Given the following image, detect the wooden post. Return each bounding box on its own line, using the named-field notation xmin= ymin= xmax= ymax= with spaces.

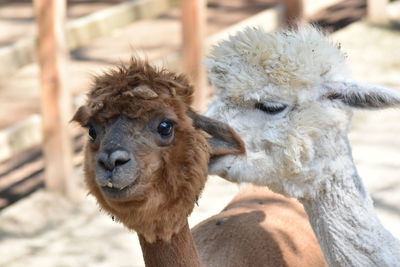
xmin=181 ymin=0 xmax=207 ymax=112
xmin=282 ymin=0 xmax=304 ymax=28
xmin=367 ymin=0 xmax=389 ymax=24
xmin=34 ymin=0 xmax=73 ymax=195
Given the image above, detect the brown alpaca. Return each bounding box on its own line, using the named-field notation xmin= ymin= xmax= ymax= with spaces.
xmin=72 ymin=58 xmax=326 ymax=266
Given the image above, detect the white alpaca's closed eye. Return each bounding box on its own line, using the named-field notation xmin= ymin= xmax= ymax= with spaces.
xmin=255 ymin=102 xmax=287 ymax=114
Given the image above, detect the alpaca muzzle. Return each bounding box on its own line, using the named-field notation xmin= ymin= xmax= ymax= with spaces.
xmin=95 ymin=149 xmax=140 ymax=196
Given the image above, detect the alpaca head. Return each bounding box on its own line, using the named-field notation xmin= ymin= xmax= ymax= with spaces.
xmin=205 ymin=26 xmax=400 ymax=199
xmin=73 ymin=58 xmax=244 ymax=242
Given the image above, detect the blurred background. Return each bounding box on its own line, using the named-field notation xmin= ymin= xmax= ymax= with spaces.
xmin=0 ymin=0 xmax=399 ymax=266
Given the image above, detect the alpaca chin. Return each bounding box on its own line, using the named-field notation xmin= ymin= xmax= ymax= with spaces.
xmin=208 ymin=154 xmax=237 ymax=181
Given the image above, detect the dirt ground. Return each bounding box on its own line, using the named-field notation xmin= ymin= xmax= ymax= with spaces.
xmin=0 ymin=0 xmax=127 ymax=46
xmin=0 ymin=0 xmax=399 ymax=266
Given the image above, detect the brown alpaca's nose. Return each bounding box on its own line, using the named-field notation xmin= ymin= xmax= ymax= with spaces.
xmin=98 ymin=150 xmax=131 ymax=171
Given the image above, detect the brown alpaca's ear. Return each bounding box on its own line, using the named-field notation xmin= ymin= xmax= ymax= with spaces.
xmin=189 ymin=111 xmax=245 ymax=157
xmin=71 ymin=106 xmax=90 ymax=126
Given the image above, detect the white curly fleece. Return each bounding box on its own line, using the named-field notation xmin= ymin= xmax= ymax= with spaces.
xmin=206 ymin=25 xmax=348 ymax=105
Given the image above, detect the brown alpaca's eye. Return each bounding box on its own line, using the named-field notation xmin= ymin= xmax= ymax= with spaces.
xmin=157 ymin=121 xmax=174 ymax=137
xmin=87 ymin=125 xmax=97 ymax=141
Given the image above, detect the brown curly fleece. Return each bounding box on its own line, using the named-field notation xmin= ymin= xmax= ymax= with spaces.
xmin=73 ymin=58 xmax=212 ymax=242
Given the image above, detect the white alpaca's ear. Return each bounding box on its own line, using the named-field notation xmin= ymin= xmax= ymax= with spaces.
xmin=323 ymin=81 xmax=400 ymax=109
xmin=189 ymin=111 xmax=245 ymax=157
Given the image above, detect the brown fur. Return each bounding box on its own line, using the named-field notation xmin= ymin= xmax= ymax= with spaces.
xmin=73 ymin=58 xmax=210 ymax=242
xmin=139 ymin=223 xmax=201 ymax=267
xmin=73 ymin=58 xmax=195 ymax=125
xmin=193 ymin=186 xmax=326 ymax=267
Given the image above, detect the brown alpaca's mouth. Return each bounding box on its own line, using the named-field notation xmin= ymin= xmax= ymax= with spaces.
xmin=100 ymin=178 xmax=142 ymax=200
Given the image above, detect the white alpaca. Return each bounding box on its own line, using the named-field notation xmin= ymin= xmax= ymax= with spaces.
xmin=205 ymin=26 xmax=400 ymax=266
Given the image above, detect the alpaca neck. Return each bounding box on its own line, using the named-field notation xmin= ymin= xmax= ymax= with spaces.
xmin=300 ymin=144 xmax=400 ymax=266
xmin=138 ymin=221 xmax=202 ymax=267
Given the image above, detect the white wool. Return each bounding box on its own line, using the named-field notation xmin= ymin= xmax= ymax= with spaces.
xmin=206 ymin=100 xmax=350 ymax=199
xmin=205 ymin=25 xmax=348 ymax=105
xmin=205 ymin=25 xmax=400 ymax=266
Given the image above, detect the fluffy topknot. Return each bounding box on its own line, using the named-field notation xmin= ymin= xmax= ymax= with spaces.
xmin=82 ymin=58 xmax=194 ymax=122
xmin=205 ymin=25 xmax=348 ymax=104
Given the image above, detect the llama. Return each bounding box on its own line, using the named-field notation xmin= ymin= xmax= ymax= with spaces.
xmin=72 ymin=58 xmax=326 ymax=266
xmin=204 ymin=26 xmax=400 ymax=266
